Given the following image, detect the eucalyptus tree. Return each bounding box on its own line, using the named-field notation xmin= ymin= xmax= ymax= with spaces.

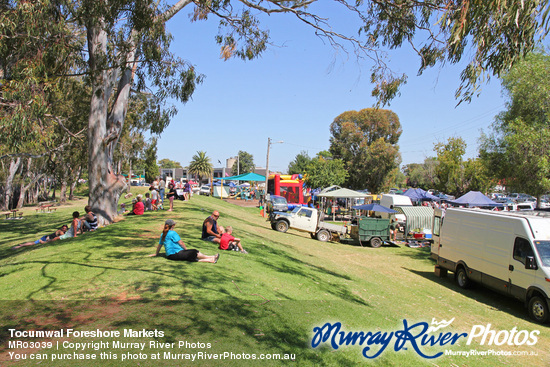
xmin=329 ymin=108 xmax=402 ymax=192
xmin=480 ymin=52 xmax=550 ymax=205
xmin=4 ymin=0 xmax=550 ymax=221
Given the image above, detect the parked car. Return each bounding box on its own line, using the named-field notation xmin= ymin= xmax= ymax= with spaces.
xmin=199 ymin=185 xmax=211 ymax=196
xmin=266 ymin=195 xmax=288 ymax=214
xmin=517 ymin=202 xmax=536 ymax=211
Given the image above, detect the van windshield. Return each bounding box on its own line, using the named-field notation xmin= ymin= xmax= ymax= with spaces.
xmin=272 ymin=197 xmax=287 ymax=205
xmin=534 ymin=241 xmax=550 ymax=267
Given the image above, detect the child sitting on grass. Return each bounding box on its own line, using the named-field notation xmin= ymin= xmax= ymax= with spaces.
xmin=219 ymin=226 xmax=247 ymax=254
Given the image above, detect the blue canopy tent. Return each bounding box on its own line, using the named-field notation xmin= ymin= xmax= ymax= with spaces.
xmin=222 ymin=172 xmax=266 ymax=181
xmin=448 ymin=191 xmax=503 ymax=208
xmin=402 ymin=188 xmax=439 ymax=202
xmin=352 ymin=203 xmax=397 ymax=213
xmin=218 ymin=172 xmax=266 ymax=200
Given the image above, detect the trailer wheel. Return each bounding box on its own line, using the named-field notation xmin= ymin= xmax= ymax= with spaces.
xmin=271 ymin=223 xmax=277 ymax=230
xmin=316 ymin=229 xmax=330 ymax=242
xmin=310 ymin=233 xmax=316 ymax=239
xmin=369 ymin=237 xmax=383 ymax=248
xmin=455 ymin=267 xmax=471 ymax=289
xmin=528 ymin=296 xmax=549 ymax=324
xmin=275 ymin=220 xmax=289 ymax=233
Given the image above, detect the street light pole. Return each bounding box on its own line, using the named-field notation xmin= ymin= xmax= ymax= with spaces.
xmin=264 ymin=137 xmax=283 ymax=207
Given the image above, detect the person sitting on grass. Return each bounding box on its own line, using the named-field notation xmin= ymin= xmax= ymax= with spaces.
xmin=12 ymin=225 xmax=68 ymax=249
xmin=144 ymin=193 xmax=153 ymax=211
xmin=201 ymin=211 xmax=221 ymax=244
xmin=60 ymin=211 xmax=81 ymax=239
xmin=219 ymin=226 xmax=247 ymax=254
xmin=127 ymin=195 xmax=144 ymax=215
xmin=82 ymin=205 xmax=98 ymax=231
xmin=150 ymin=219 xmax=219 ymax=263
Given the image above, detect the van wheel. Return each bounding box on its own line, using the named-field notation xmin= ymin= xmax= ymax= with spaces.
xmin=455 ymin=267 xmax=471 ymax=289
xmin=275 ymin=220 xmax=289 ymax=233
xmin=528 ymin=296 xmax=549 ymax=324
xmin=369 ymin=237 xmax=383 ymax=248
xmin=316 ymin=230 xmax=330 ymax=242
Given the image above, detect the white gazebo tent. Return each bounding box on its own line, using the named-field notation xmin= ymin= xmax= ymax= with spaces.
xmin=317 ymin=188 xmax=371 ymax=221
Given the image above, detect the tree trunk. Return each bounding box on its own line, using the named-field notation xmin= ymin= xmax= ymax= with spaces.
xmin=87 ymin=23 xmax=132 ymax=225
xmin=85 ymin=0 xmax=191 ymax=224
xmin=59 ymin=180 xmax=68 ymax=203
xmin=69 ymin=166 xmax=82 ymax=200
xmin=17 ymin=173 xmax=44 ymax=208
xmin=3 ymin=157 xmax=21 ymax=210
xmin=31 ymin=183 xmax=39 ymax=204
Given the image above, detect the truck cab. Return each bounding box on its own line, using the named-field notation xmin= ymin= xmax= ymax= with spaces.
xmin=270 ymin=206 xmax=347 ymax=242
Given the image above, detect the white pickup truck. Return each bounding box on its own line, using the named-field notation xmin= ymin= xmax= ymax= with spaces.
xmin=270 ymin=206 xmax=347 ymax=242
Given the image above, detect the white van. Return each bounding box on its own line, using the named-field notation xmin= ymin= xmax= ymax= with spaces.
xmin=379 ymin=194 xmax=413 ymax=226
xmin=380 ymin=194 xmax=413 ymax=208
xmin=431 ymin=208 xmax=550 ymax=323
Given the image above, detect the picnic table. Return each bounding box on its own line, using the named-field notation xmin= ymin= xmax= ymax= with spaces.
xmin=35 ymin=203 xmax=56 ymax=213
xmin=3 ymin=209 xmax=23 ymax=219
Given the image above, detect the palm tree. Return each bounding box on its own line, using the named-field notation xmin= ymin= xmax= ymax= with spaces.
xmin=188 ymin=151 xmax=213 ymax=184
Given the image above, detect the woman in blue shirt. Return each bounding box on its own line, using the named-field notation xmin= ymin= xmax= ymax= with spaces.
xmin=150 ymin=219 xmax=219 ymax=263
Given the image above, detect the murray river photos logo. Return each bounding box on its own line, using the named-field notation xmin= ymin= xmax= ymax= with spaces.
xmin=310 ymin=318 xmax=539 ymax=359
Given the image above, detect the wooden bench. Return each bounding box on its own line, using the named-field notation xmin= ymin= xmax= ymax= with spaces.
xmin=35 ymin=204 xmax=55 ymax=213
xmin=3 ymin=209 xmax=23 ymax=219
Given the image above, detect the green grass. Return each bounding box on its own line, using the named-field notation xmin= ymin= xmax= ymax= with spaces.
xmin=0 ymin=194 xmax=549 ymax=366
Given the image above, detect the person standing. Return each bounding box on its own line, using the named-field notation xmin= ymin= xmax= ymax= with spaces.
xmin=150 ymin=186 xmax=159 ymax=210
xmin=166 ymin=183 xmax=177 ymax=211
xmin=159 ymin=177 xmax=166 ymax=205
xmin=183 ymin=181 xmax=191 ymax=201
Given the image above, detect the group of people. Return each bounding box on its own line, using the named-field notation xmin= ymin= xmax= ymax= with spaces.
xmin=151 ymin=210 xmax=248 ymax=264
xmin=12 ymin=206 xmax=98 ymax=249
xmin=127 ymin=178 xmax=186 ymax=215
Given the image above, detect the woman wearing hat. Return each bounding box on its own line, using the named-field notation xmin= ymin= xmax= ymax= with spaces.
xmin=150 ymin=219 xmax=219 ymax=263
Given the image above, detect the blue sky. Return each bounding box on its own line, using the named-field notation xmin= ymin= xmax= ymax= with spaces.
xmin=156 ymin=3 xmax=507 ymax=173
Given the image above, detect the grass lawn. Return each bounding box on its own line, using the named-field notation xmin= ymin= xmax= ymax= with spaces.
xmin=0 ymin=193 xmax=548 ymax=366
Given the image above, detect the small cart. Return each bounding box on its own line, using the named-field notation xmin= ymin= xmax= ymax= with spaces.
xmin=350 ymin=217 xmax=390 ymax=248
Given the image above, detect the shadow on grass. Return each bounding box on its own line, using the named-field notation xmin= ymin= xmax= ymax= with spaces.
xmin=0 ymin=299 xmax=361 ymax=366
xmin=393 ymin=246 xmax=434 ymax=265
xmin=402 ymin=267 xmax=543 ymax=325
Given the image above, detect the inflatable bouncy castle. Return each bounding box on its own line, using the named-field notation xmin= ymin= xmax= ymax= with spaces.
xmin=268 ymin=174 xmax=307 ymax=205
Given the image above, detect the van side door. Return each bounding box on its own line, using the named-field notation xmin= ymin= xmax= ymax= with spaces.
xmin=508 ymin=237 xmax=537 ymax=301
xmin=431 ymin=209 xmax=443 ymax=259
